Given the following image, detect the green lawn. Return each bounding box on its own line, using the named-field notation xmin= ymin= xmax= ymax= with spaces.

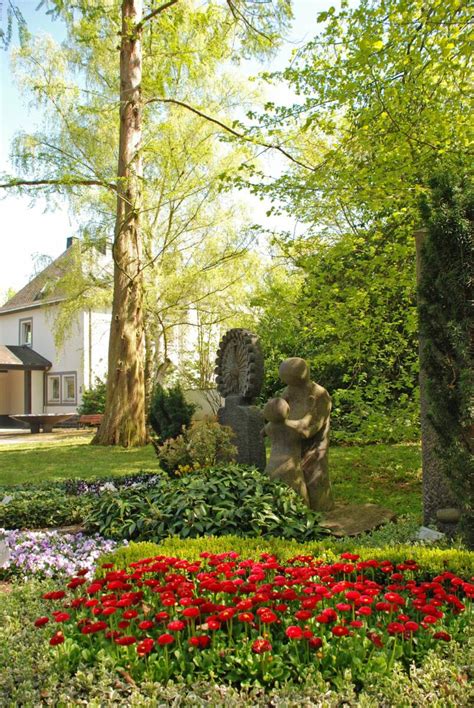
xmin=0 ymin=435 xmax=421 ymax=517
xmin=0 ymin=434 xmax=157 ymax=485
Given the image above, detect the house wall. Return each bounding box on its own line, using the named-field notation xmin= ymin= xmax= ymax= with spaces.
xmin=82 ymin=310 xmax=111 ymax=389
xmin=7 ymin=370 xmax=24 ymax=413
xmin=0 ymin=303 xmax=83 ymax=413
xmin=0 ymin=372 xmax=9 ymax=412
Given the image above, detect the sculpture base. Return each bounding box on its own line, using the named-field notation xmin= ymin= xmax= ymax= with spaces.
xmin=319 ymin=503 xmax=396 ymax=537
xmin=217 ymin=396 xmax=266 ymax=471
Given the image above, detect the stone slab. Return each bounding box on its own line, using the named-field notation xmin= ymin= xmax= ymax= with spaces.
xmin=415 ymin=526 xmax=445 ymax=542
xmin=319 ymin=503 xmax=396 ymax=537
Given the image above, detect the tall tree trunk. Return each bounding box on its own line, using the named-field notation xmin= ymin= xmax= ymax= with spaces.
xmin=93 ymin=0 xmax=146 ymax=446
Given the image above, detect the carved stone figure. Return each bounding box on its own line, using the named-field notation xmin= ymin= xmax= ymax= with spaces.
xmin=263 ymin=397 xmax=310 ymax=506
xmin=265 ymin=357 xmax=334 ymax=511
xmin=215 ymin=329 xmax=266 ymax=470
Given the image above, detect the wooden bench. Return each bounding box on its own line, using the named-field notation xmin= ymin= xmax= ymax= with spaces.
xmin=78 ymin=414 xmax=103 ymax=428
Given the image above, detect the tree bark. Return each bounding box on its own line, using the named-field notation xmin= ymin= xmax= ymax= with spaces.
xmin=93 ymin=0 xmax=147 ymax=446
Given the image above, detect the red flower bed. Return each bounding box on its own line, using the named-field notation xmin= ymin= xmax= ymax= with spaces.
xmin=36 ymin=552 xmax=473 ymax=685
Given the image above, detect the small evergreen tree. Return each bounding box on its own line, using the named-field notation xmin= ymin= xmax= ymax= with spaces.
xmin=418 ymin=171 xmax=473 ymax=544
xmin=78 ymin=378 xmax=107 ymax=414
xmin=148 ymin=383 xmax=196 ymax=443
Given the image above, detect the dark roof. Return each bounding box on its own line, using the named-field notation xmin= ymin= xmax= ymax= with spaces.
xmin=0 ymin=249 xmax=72 ymax=314
xmin=0 ymin=345 xmax=52 ymax=370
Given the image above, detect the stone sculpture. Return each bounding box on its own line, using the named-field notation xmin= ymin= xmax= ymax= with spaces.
xmin=215 ymin=329 xmax=266 ymax=470
xmin=264 ymin=357 xmax=334 ymax=511
xmin=263 ymin=397 xmax=310 ymax=506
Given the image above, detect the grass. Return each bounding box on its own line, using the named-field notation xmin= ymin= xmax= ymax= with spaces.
xmin=0 ymin=434 xmax=156 ymax=485
xmin=0 ymin=435 xmax=422 ymax=517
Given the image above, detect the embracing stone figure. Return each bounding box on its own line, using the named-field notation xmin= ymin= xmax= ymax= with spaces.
xmin=263 ymin=397 xmax=310 ymax=507
xmin=264 ymin=357 xmax=335 ymax=512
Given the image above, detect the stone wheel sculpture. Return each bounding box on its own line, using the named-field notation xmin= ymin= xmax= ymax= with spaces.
xmin=215 ymin=329 xmax=264 ymax=400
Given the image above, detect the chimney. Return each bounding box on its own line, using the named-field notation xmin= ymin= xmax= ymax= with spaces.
xmin=66 ymin=236 xmax=78 ymax=249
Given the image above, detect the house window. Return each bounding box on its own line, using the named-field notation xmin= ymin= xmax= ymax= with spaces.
xmin=47 ymin=375 xmax=60 ymax=403
xmin=19 ymin=318 xmax=33 ymax=347
xmin=63 ymin=375 xmax=76 ymax=403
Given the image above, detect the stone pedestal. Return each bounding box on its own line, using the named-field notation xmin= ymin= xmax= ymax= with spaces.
xmin=217 ymin=395 xmax=266 ymax=470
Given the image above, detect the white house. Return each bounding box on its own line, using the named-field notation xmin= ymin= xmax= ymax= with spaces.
xmin=0 ymin=238 xmax=111 ymax=427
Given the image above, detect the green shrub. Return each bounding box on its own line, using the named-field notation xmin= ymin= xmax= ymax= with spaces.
xmin=99 ymin=535 xmax=474 ymax=577
xmin=0 ymin=489 xmax=88 ymax=529
xmin=78 ymin=377 xmax=107 ymax=414
xmin=85 ymin=465 xmax=328 ymax=542
xmin=156 ymin=421 xmax=237 ymax=475
xmin=148 ymin=383 xmax=196 ymax=442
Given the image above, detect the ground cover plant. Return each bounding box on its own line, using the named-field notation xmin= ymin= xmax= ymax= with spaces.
xmin=85 ymin=465 xmax=329 ymax=542
xmin=32 ymin=549 xmax=473 ymax=691
xmin=0 ymin=529 xmax=122 ymax=580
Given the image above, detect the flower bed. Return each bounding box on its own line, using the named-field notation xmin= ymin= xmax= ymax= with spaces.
xmin=0 ymin=529 xmax=124 ymax=579
xmin=34 ymin=550 xmax=473 ymax=687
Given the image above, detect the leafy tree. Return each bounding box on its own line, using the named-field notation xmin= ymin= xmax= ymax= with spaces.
xmin=0 ymin=0 xmax=292 ymax=447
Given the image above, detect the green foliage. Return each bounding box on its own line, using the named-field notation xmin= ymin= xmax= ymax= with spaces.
xmin=85 ymin=465 xmax=327 ymax=543
xmin=101 ymin=536 xmax=473 ymax=578
xmin=419 ymin=171 xmax=474 ymax=541
xmin=148 ymin=383 xmax=196 ymax=443
xmin=0 ymin=489 xmax=87 ymax=529
xmin=155 ymin=420 xmax=237 ymax=475
xmin=255 ymin=230 xmax=420 ymax=443
xmin=78 ymin=377 xmax=107 ymax=415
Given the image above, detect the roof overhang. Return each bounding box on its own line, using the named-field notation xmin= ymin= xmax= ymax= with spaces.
xmin=0 ymin=345 xmax=52 ymax=370
xmin=0 ymin=298 xmax=65 ymax=316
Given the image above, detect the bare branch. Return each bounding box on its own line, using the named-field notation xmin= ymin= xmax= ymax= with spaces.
xmin=0 ymin=177 xmax=114 ymax=190
xmin=146 ymin=97 xmax=317 ymax=172
xmin=136 ymin=0 xmax=179 ymax=32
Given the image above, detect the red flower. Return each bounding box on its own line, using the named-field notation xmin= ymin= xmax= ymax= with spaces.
xmin=137 ymin=638 xmax=154 ymax=656
xmin=157 ymin=633 xmax=175 ymax=646
xmin=309 ymin=636 xmax=323 ymax=649
xmin=115 ymin=635 xmax=137 ymax=646
xmin=81 ymin=621 xmax=107 ymax=635
xmin=118 ymin=620 xmax=130 ymax=629
xmin=34 ymin=617 xmax=49 ymax=627
xmin=123 ymin=610 xmax=138 ymax=620
xmin=433 ymin=631 xmax=452 ymax=642
xmin=167 ymin=620 xmax=186 ymax=632
xmin=155 ymin=611 xmax=170 ymax=622
xmin=387 ymin=622 xmax=405 ymax=635
xmin=238 ymin=612 xmax=254 ymax=623
xmin=367 ymin=631 xmax=384 ymax=648
xmin=54 ymin=612 xmax=70 ymax=623
xmin=182 ymin=607 xmax=200 ymax=618
xmin=207 ymin=620 xmax=221 ymax=630
xmin=138 ymin=620 xmax=154 ymax=631
xmin=294 ymin=610 xmax=312 ymax=621
xmin=188 ymin=635 xmax=211 ymax=649
xmin=331 ymin=625 xmax=351 ymax=637
xmin=102 ymin=607 xmax=116 ymax=616
xmin=350 ymin=620 xmax=364 ymax=628
xmin=356 ymin=606 xmax=372 ymax=617
xmin=405 ymin=621 xmax=419 ymax=632
xmin=49 ymin=632 xmax=65 ymax=646
xmin=286 ymin=625 xmax=304 ymax=640
xmin=42 ymin=591 xmax=66 ymax=600
xmin=260 ymin=610 xmax=278 ymax=624
xmin=252 ymin=638 xmax=272 ymax=654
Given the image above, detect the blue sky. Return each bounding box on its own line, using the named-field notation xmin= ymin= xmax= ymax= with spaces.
xmin=0 ymin=1 xmax=328 ymax=295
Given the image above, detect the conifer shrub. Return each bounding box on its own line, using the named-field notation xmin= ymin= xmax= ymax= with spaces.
xmin=148 ymin=383 xmax=196 ymax=442
xmin=78 ymin=378 xmax=107 ymax=414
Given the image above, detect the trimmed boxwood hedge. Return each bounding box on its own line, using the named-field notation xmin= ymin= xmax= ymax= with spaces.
xmin=98 ymin=534 xmax=474 ymax=577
